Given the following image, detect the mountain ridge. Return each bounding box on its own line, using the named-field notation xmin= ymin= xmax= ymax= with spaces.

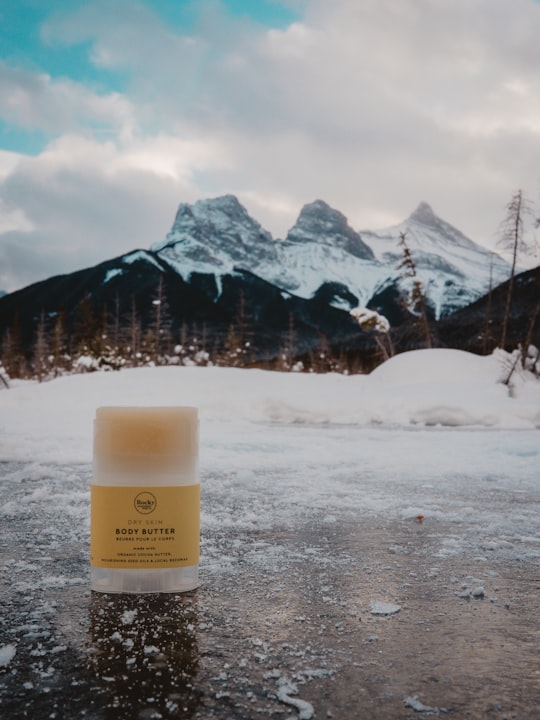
xmin=151 ymin=195 xmax=511 ymax=319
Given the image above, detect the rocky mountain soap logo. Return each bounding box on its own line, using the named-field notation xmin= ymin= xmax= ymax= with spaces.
xmin=134 ymin=491 xmax=157 ymax=515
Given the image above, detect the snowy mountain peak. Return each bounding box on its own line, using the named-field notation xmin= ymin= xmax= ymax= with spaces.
xmin=409 ymin=202 xmax=436 ymax=224
xmin=403 ymin=202 xmax=479 ymax=253
xmin=150 ymin=195 xmax=276 ymax=276
xmin=360 ymin=203 xmax=511 ymax=318
xmin=165 ymin=194 xmax=272 ymax=244
xmin=192 ymin=194 xmax=254 ymax=225
xmin=286 ymin=199 xmax=375 ymax=261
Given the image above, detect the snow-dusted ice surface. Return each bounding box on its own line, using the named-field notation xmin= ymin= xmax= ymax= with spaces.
xmin=0 ymin=645 xmax=16 ymax=668
xmin=0 ymin=350 xmax=539 ymax=718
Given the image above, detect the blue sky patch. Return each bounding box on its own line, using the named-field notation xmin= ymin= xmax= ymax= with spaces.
xmin=0 ymin=0 xmax=301 ymax=154
xmin=0 ymin=119 xmax=50 ymax=157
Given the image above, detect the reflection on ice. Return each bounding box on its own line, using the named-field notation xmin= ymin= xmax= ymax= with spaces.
xmin=88 ymin=592 xmax=200 ymax=719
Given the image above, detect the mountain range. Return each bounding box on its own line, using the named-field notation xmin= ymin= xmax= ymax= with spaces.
xmin=151 ymin=195 xmax=510 ymax=320
xmin=0 ymin=195 xmax=535 ymax=370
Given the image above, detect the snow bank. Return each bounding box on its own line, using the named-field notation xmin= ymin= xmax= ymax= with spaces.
xmin=0 ymin=349 xmax=538 ymax=463
xmin=366 ymin=348 xmax=540 ymax=428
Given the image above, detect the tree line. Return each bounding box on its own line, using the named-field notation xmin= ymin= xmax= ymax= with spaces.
xmin=0 ymin=280 xmax=378 ymax=385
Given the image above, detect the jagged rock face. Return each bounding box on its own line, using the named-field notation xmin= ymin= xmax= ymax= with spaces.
xmin=152 ymin=195 xmax=277 ymax=273
xmin=285 ymin=200 xmax=375 ymax=261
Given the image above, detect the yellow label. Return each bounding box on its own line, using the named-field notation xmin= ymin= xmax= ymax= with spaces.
xmin=91 ymin=485 xmax=200 ymax=569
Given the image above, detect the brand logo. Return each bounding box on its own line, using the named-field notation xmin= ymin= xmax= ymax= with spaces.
xmin=134 ymin=491 xmax=157 ymax=515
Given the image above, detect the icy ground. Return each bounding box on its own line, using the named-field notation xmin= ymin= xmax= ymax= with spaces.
xmin=0 ymin=350 xmax=539 ymax=718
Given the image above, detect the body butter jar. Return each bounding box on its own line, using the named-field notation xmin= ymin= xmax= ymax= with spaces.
xmin=91 ymin=406 xmax=199 ymax=593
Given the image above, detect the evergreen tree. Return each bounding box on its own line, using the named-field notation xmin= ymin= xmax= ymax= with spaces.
xmin=73 ymin=294 xmax=101 ymax=354
xmin=1 ymin=312 xmax=25 ymax=378
xmin=279 ymin=313 xmax=296 ymax=370
xmin=481 ymin=256 xmax=495 ymax=354
xmin=33 ymin=310 xmax=50 ymax=382
xmin=397 ymin=231 xmax=432 ymax=349
xmin=51 ymin=311 xmax=69 ymax=374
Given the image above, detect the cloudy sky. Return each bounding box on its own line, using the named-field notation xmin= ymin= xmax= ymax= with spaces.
xmin=1 ymin=0 xmax=540 ymax=292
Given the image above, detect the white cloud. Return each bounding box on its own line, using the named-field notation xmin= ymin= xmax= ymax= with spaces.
xmin=0 ymin=150 xmax=24 ymax=180
xmin=0 ymin=200 xmax=34 ymax=235
xmin=0 ymin=61 xmax=135 ymax=137
xmin=2 ymin=0 xmax=540 ymax=291
xmin=0 ymin=132 xmax=230 ymax=291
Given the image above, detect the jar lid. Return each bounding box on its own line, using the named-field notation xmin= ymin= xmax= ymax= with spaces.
xmin=93 ymin=406 xmax=198 ymax=475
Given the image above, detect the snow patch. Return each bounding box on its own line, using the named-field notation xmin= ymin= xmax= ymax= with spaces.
xmin=276 ymin=678 xmax=314 ymax=719
xmin=102 ymin=268 xmax=123 ymax=284
xmin=0 ymin=644 xmax=16 ymax=668
xmin=403 ymin=695 xmax=437 ymax=713
xmin=370 ymin=601 xmax=401 ymax=616
xmin=122 ymin=250 xmax=163 ymax=271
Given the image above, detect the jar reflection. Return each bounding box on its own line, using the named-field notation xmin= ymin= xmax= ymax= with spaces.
xmin=88 ymin=592 xmax=201 ymax=719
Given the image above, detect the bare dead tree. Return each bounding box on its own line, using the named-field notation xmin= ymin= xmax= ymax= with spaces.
xmin=497 ymin=189 xmax=533 ymax=350
xmin=112 ymin=292 xmax=121 ymax=350
xmin=152 ymin=275 xmax=172 ymax=360
xmin=51 ymin=311 xmax=68 ymax=375
xmin=127 ymin=296 xmax=141 ymax=364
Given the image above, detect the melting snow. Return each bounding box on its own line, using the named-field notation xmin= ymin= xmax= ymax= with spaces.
xmin=370 ymin=601 xmax=402 ymax=616
xmin=403 ymin=695 xmax=438 ymax=713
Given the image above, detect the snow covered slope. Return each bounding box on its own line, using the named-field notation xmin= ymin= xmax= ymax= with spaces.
xmin=264 ymin=200 xmax=389 ymax=310
xmin=362 ymin=202 xmax=511 ymax=317
xmin=151 ymin=196 xmax=511 ymax=318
